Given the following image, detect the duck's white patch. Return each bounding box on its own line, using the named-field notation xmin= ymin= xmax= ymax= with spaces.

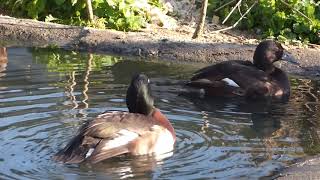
xmin=154 ymin=151 xmax=174 ymax=161
xmin=222 ymin=78 xmax=240 ymax=87
xmin=275 ymin=89 xmax=283 ymax=96
xmin=102 ymin=129 xmax=139 ymax=150
xmin=199 ymin=88 xmax=205 ymax=98
xmin=151 ymin=125 xmax=175 ymax=155
xmin=85 ymin=148 xmax=95 ymax=158
xmin=161 ymin=99 xmax=169 ymax=103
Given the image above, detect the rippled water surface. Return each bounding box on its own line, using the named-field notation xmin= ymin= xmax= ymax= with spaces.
xmin=1 ymin=47 xmax=320 ymax=179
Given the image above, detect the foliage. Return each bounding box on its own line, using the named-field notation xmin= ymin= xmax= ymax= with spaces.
xmin=208 ymin=0 xmax=320 ymax=44
xmin=0 ymin=0 xmax=163 ymax=31
xmin=32 ymin=48 xmax=121 ymax=73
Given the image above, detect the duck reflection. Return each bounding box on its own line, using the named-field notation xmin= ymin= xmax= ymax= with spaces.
xmin=249 ymin=113 xmax=281 ymax=138
xmin=78 ymin=152 xmax=172 ymax=179
xmin=184 ymin=96 xmax=286 ymax=138
xmin=0 ymin=47 xmax=7 ymax=78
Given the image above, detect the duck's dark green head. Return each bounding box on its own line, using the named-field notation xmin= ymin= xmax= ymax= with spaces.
xmin=126 ymin=73 xmax=154 ymax=116
xmin=253 ymin=40 xmax=298 ymax=71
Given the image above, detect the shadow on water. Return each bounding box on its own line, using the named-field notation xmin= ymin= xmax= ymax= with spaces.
xmin=183 ymin=96 xmax=285 ymax=138
xmin=0 ymin=47 xmax=320 ymax=179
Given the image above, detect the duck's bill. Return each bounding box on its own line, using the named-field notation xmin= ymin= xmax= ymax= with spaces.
xmin=281 ymin=52 xmax=299 ymax=65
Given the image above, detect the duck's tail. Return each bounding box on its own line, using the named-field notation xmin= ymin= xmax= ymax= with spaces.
xmin=53 ymin=135 xmax=97 ymax=163
xmin=53 ymin=135 xmax=129 ymax=164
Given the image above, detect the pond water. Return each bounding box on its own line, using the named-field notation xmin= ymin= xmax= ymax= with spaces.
xmin=0 ymin=47 xmax=320 ymax=179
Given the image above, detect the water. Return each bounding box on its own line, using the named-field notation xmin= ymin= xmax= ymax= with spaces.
xmin=0 ymin=47 xmax=320 ymax=179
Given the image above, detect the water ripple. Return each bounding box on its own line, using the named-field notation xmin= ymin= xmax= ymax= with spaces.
xmin=0 ymin=48 xmax=318 ymax=179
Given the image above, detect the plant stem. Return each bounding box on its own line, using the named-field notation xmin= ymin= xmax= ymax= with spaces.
xmin=86 ymin=0 xmax=94 ymax=22
xmin=222 ymin=0 xmax=242 ymax=24
xmin=192 ymin=0 xmax=209 ymax=39
xmin=212 ymin=0 xmax=257 ymax=33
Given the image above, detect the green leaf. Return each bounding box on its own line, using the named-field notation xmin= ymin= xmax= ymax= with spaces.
xmin=37 ymin=0 xmax=46 ymax=12
xmin=26 ymin=0 xmax=39 ymax=19
xmin=45 ymin=14 xmax=58 ymax=22
xmin=94 ymin=0 xmax=104 ymax=3
xmin=116 ymin=18 xmax=125 ymax=29
xmin=305 ymin=4 xmax=315 ymax=18
xmin=123 ymin=9 xmax=131 ymax=18
xmin=55 ymin=0 xmax=65 ymax=5
xmin=293 ymin=23 xmax=309 ymax=34
xmin=75 ymin=10 xmax=80 ymax=16
xmin=106 ymin=0 xmax=116 ymax=7
xmin=119 ymin=0 xmax=126 ymax=10
xmin=71 ymin=0 xmax=77 ymax=6
xmin=277 ymin=35 xmax=287 ymax=42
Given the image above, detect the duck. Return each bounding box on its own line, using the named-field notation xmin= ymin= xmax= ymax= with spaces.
xmin=54 ymin=73 xmax=176 ymax=164
xmin=186 ymin=40 xmax=299 ymax=101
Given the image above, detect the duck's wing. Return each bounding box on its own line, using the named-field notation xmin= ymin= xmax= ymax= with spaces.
xmin=186 ymin=60 xmax=275 ymax=98
xmin=184 ymin=78 xmax=242 ymax=97
xmin=189 ymin=60 xmax=268 ymax=89
xmin=191 ymin=60 xmax=253 ymax=81
xmin=53 ymin=112 xmax=156 ymax=164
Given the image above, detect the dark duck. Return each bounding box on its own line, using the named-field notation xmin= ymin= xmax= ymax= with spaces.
xmin=186 ymin=40 xmax=299 ymax=101
xmin=54 ymin=74 xmax=176 ymax=164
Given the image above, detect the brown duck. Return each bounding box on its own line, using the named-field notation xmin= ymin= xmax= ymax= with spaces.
xmin=186 ymin=40 xmax=299 ymax=101
xmin=54 ymin=74 xmax=176 ymax=164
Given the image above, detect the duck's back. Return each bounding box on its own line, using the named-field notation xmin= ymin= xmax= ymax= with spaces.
xmin=54 ymin=110 xmax=175 ymax=164
xmin=187 ymin=60 xmax=289 ymax=99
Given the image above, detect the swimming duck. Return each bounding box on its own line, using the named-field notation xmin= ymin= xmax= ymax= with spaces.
xmin=186 ymin=40 xmax=299 ymax=101
xmin=54 ymin=74 xmax=176 ymax=164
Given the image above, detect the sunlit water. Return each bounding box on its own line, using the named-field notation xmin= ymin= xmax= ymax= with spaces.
xmin=0 ymin=47 xmax=320 ymax=179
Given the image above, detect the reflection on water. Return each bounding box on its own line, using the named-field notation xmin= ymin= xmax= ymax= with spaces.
xmin=0 ymin=47 xmax=7 ymax=78
xmin=0 ymin=47 xmax=320 ymax=179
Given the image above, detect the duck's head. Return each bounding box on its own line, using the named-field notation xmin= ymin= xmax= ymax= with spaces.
xmin=253 ymin=40 xmax=298 ymax=72
xmin=126 ymin=73 xmax=154 ymax=116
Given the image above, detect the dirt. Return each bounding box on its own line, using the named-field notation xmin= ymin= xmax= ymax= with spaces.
xmin=273 ymin=155 xmax=320 ymax=180
xmin=0 ymin=15 xmax=320 ymax=78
